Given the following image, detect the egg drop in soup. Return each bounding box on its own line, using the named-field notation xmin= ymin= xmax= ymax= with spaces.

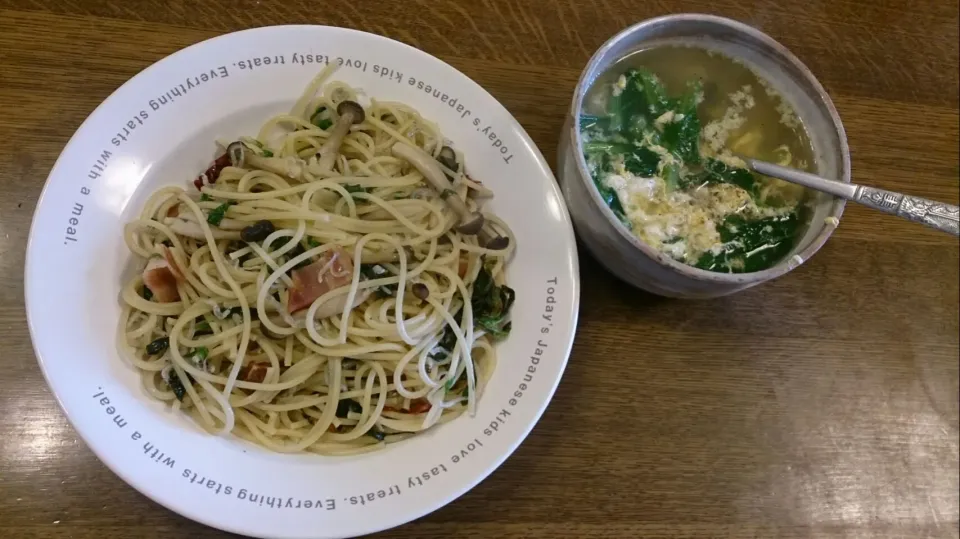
xmin=580 ymin=45 xmax=816 ymax=273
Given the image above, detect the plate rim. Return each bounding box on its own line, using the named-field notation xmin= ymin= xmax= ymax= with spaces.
xmin=24 ymin=23 xmax=581 ymax=538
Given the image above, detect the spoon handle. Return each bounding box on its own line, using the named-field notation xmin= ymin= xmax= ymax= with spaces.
xmin=747 ymin=159 xmax=960 ymax=237
xmin=853 ymin=185 xmax=959 ymax=236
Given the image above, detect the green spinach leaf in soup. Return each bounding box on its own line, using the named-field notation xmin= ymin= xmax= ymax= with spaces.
xmin=688 ymin=159 xmax=759 ymax=198
xmin=695 ymin=211 xmax=801 ymax=273
xmin=608 ymin=69 xmax=658 ymax=138
xmin=662 ymin=163 xmax=682 ymax=192
xmin=639 ymin=69 xmax=673 ymax=116
xmin=586 ymin=153 xmax=628 ymax=223
xmin=624 ymin=147 xmax=660 ymax=177
xmin=605 ymin=85 xmax=625 ymax=132
xmin=579 ymin=114 xmax=609 ymax=134
xmin=660 ymin=81 xmax=703 ymax=164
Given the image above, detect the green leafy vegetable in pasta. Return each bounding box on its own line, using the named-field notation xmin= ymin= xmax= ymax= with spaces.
xmin=336 ymin=398 xmax=363 ymax=418
xmin=360 ymin=264 xmax=397 ymax=298
xmin=343 ymin=184 xmax=369 ymax=197
xmin=471 ymin=261 xmax=515 ymax=340
xmin=187 ymin=346 xmax=210 ymax=369
xmin=207 ymin=202 xmax=230 ymax=226
xmin=167 ymin=369 xmax=188 ymax=402
xmin=146 ymin=336 xmax=169 ymax=355
xmin=194 ymin=320 xmax=212 ymax=336
xmin=311 ymin=106 xmax=333 ymax=130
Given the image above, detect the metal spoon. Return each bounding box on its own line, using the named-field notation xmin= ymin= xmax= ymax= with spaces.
xmin=745 ymin=158 xmax=959 ymax=237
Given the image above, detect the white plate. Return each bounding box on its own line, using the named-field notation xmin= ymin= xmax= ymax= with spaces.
xmin=25 ymin=25 xmax=579 ymax=539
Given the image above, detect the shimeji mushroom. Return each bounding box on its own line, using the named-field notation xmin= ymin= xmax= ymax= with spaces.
xmin=315 ymin=101 xmax=366 ymax=172
xmin=227 ymin=141 xmax=305 ymax=179
xmin=391 ymin=142 xmax=509 ymax=249
xmin=437 ymin=145 xmax=458 ymax=176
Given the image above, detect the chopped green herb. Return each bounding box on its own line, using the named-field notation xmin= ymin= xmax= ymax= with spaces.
xmin=167 ymin=370 xmax=188 ymax=401
xmin=200 ymin=193 xmax=213 ymax=202
xmin=146 ymin=336 xmax=169 ymax=356
xmin=336 ymin=398 xmax=363 ymax=418
xmin=228 ymin=306 xmax=258 ymax=318
xmin=240 ymin=220 xmax=275 ymax=243
xmin=306 ymin=237 xmax=321 ymax=248
xmin=141 ymin=286 xmax=153 ymax=301
xmin=311 ymin=106 xmax=333 ymax=130
xmin=207 ymin=202 xmax=230 ymax=226
xmin=186 ymin=347 xmax=209 ymax=372
xmin=194 ymin=320 xmax=212 ymax=335
xmin=360 ymin=264 xmax=397 ymax=298
xmin=437 ymin=307 xmax=463 ymax=353
xmin=191 ymin=347 xmax=209 ymax=363
xmin=286 ymin=242 xmax=312 ymax=271
xmin=471 ymin=261 xmax=515 ymax=340
xmin=366 ymin=428 xmax=386 ymax=441
xmin=247 ymin=141 xmax=274 ymax=158
xmin=343 ymin=184 xmax=368 ymax=195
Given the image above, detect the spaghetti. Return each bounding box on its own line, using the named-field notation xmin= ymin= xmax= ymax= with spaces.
xmin=119 ymin=67 xmax=516 ymax=455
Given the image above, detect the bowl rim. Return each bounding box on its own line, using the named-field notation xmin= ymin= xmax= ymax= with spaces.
xmin=569 ymin=13 xmax=850 ymax=285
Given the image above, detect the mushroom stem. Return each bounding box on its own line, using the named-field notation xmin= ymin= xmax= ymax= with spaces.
xmin=227 ymin=142 xmax=305 ymax=179
xmin=391 ymin=142 xmax=492 ymax=242
xmin=316 ymin=101 xmax=366 ymax=172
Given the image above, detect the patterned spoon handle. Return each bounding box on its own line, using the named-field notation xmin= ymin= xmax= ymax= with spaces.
xmin=747 ymin=158 xmax=960 ymax=237
xmin=853 ymin=186 xmax=959 ymax=237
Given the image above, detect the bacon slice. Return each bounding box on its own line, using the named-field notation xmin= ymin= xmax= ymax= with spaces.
xmin=142 ymin=257 xmax=180 ymax=303
xmin=238 ymin=361 xmax=270 ymax=383
xmin=287 ymin=246 xmax=356 ymax=315
xmin=408 ymin=398 xmax=431 ymax=414
xmin=161 ymin=245 xmax=186 ymax=282
xmin=384 ymin=397 xmax=431 ymax=414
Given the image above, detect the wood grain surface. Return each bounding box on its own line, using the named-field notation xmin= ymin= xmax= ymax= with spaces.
xmin=1 ymin=1 xmax=957 ymax=538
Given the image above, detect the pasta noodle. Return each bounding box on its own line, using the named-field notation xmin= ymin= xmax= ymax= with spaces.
xmin=119 ymin=67 xmax=516 ymax=456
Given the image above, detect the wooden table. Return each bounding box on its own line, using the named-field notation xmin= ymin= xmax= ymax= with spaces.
xmin=2 ymin=1 xmax=957 ymax=537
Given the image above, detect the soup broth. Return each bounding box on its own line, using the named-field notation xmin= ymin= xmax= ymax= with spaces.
xmin=580 ymin=45 xmax=816 ymax=273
